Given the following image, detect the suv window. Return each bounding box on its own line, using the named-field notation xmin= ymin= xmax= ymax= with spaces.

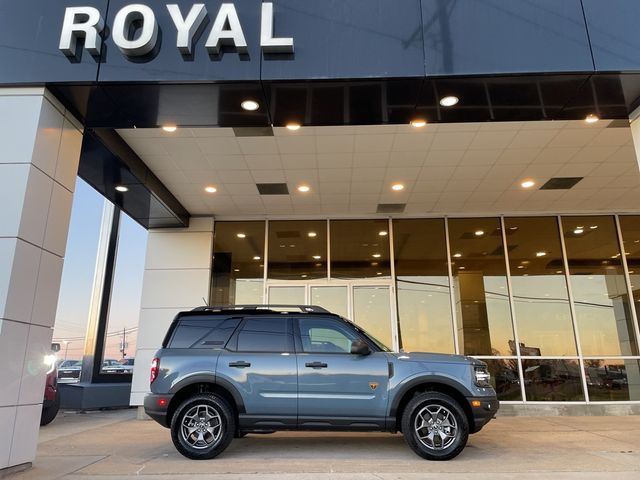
xmin=236 ymin=317 xmax=291 ymax=353
xmin=298 ymin=318 xmax=358 ymax=353
xmin=170 ymin=317 xmax=240 ymax=349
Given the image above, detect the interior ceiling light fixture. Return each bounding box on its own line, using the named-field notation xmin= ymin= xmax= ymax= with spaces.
xmin=521 ymin=180 xmax=536 ymax=189
xmin=372 ymin=253 xmax=381 ymax=258
xmin=253 ymin=256 xmax=260 ymax=260
xmin=297 ymin=185 xmax=310 ymax=193
xmin=312 ymin=255 xmax=321 ymax=260
xmin=585 ymin=113 xmax=599 ymax=124
xmin=115 ymin=185 xmax=128 ymax=192
xmin=204 ymin=186 xmax=217 ymax=193
xmin=241 ymin=100 xmax=259 ymax=111
xmin=439 ymin=96 xmax=459 ymax=107
xmin=308 ymin=232 xmax=317 ymax=237
xmin=474 ymin=230 xmax=484 ymax=237
xmin=410 ymin=119 xmax=427 ymax=128
xmin=391 ymin=183 xmax=405 ymax=191
xmin=286 ymin=123 xmax=301 ymax=131
xmin=161 ymin=125 xmax=177 ymax=132
xmin=453 ymin=253 xmax=462 ymax=258
xmin=536 ymin=251 xmax=547 ymax=257
xmin=237 ymin=233 xmax=246 ymax=239
xmin=574 ymin=228 xmax=584 ymax=235
xmin=379 ymin=231 xmax=388 ymax=236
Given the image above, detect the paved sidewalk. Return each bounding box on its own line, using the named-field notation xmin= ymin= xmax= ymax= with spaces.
xmin=9 ymin=409 xmax=640 ymax=479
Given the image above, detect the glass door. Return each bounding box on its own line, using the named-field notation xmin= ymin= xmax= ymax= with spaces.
xmin=266 ymin=281 xmax=397 ymax=350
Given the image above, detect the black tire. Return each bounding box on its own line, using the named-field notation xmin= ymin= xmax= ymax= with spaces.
xmin=401 ymin=391 xmax=469 ymax=461
xmin=170 ymin=393 xmax=235 ymax=460
xmin=40 ymin=393 xmax=60 ymax=426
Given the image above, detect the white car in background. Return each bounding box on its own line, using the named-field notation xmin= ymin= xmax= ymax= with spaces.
xmin=103 ymin=358 xmax=135 ymax=374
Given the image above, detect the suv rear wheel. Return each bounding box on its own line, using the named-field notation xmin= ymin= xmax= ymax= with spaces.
xmin=170 ymin=393 xmax=235 ymax=460
xmin=401 ymin=391 xmax=469 ymax=461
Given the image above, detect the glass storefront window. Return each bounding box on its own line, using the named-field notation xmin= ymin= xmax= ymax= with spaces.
xmin=448 ymin=218 xmax=514 ymax=356
xmin=562 ymin=216 xmax=638 ymax=356
xmin=393 ymin=219 xmax=454 ymax=353
xmin=101 ymin=212 xmax=147 ymax=373
xmin=522 ymin=359 xmax=585 ymax=401
xmin=268 ymin=220 xmax=328 ymax=280
xmin=483 ymin=359 xmax=522 ymax=401
xmin=211 ymin=221 xmax=265 ymax=305
xmin=505 ymin=217 xmax=577 ymax=356
xmin=618 ymin=215 xmax=640 ymax=352
xmin=584 ymin=359 xmax=640 ymax=401
xmin=330 ymin=219 xmax=391 ymax=279
xmin=310 ymin=286 xmax=349 ymax=318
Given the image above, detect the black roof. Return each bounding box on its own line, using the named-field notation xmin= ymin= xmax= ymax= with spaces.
xmin=181 ymin=304 xmax=333 ymax=317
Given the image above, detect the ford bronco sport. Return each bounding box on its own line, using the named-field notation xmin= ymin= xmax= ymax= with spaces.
xmin=144 ymin=305 xmax=498 ymax=461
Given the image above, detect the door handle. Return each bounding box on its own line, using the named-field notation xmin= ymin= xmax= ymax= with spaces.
xmin=305 ymin=361 xmax=328 ymax=369
xmin=229 ymin=361 xmax=251 ymax=368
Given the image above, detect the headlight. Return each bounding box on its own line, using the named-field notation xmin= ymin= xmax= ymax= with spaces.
xmin=44 ymin=354 xmax=56 ymax=375
xmin=474 ymin=365 xmax=491 ymax=388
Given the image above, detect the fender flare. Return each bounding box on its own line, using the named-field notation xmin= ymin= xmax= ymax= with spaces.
xmin=168 ymin=374 xmax=246 ymax=413
xmin=389 ymin=374 xmax=473 ymax=417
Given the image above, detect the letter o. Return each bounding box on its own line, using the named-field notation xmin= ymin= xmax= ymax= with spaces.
xmin=112 ymin=4 xmax=158 ymax=56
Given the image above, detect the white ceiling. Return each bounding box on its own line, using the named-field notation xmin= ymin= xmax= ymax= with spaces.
xmin=117 ymin=120 xmax=640 ymax=218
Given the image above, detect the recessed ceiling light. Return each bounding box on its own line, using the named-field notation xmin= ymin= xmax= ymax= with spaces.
xmin=574 ymin=228 xmax=584 ymax=235
xmin=312 ymin=255 xmax=322 ymax=260
xmin=297 ymin=185 xmax=310 ymax=193
xmin=379 ymin=231 xmax=388 ymax=236
xmin=590 ymin=225 xmax=598 ymax=230
xmin=391 ymin=183 xmax=405 ymax=191
xmin=517 ymin=265 xmax=525 ymax=269
xmin=115 ymin=185 xmax=128 ymax=192
xmin=205 ymin=186 xmax=217 ymax=193
xmin=372 ymin=253 xmax=381 ymax=258
xmin=474 ymin=230 xmax=484 ymax=237
xmin=585 ymin=114 xmax=599 ymax=124
xmin=536 ymin=251 xmax=547 ymax=257
xmin=410 ymin=119 xmax=427 ymax=128
xmin=440 ymin=96 xmax=459 ymax=107
xmin=241 ymin=100 xmax=259 ymax=111
xmin=301 ymin=274 xmax=308 ymax=278
xmin=237 ymin=233 xmax=246 ymax=239
xmin=308 ymin=232 xmax=317 ymax=237
xmin=233 ymin=268 xmax=240 ymax=272
xmin=376 ymin=272 xmax=382 ymax=275
xmin=453 ymin=253 xmax=462 ymax=258
xmin=371 ymin=262 xmax=379 ymax=266
xmin=253 ymin=256 xmax=261 ymax=260
xmin=162 ymin=125 xmax=177 ymax=132
xmin=459 ymin=266 xmax=466 ymax=270
xmin=521 ymin=180 xmax=536 ymax=189
xmin=286 ymin=123 xmax=301 ymax=131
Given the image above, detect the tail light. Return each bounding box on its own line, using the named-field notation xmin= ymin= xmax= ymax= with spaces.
xmin=150 ymin=357 xmax=160 ymax=384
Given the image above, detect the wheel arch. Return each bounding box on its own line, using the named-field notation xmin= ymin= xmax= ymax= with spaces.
xmin=166 ymin=376 xmax=245 ymax=428
xmin=391 ymin=378 xmax=474 ymax=433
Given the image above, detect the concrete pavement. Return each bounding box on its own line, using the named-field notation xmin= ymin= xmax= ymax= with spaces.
xmin=8 ymin=409 xmax=640 ymax=479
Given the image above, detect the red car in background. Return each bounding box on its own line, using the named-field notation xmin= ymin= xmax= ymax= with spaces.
xmin=41 ymin=344 xmax=61 ymax=426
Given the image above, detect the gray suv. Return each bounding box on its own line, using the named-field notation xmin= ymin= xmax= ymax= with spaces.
xmin=144 ymin=305 xmax=498 ymax=461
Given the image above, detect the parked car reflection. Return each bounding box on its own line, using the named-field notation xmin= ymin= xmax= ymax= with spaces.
xmin=102 ymin=358 xmax=135 ymax=374
xmin=57 ymin=360 xmax=82 ymax=383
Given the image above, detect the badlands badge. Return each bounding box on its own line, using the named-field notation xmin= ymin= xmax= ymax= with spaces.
xmin=369 ymin=382 xmax=379 ymax=391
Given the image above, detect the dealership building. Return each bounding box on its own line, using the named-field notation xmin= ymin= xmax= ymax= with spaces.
xmin=4 ymin=0 xmax=640 ymax=472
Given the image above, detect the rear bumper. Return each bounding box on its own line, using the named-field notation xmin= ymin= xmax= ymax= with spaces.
xmin=144 ymin=393 xmax=174 ymax=428
xmin=467 ymin=395 xmax=499 ymax=433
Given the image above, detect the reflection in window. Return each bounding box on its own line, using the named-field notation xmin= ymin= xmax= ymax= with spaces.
xmin=352 ymin=286 xmax=393 ymax=349
xmin=584 ymin=359 xmax=640 ymax=401
xmin=311 ymin=286 xmax=349 ymax=318
xmin=522 ymin=359 xmax=585 ymax=401
xmin=211 ymin=222 xmax=265 ymax=305
xmin=101 ymin=212 xmax=147 ymax=373
xmin=330 ymin=220 xmax=391 ymax=279
xmin=562 ymin=216 xmax=638 ymax=356
xmin=448 ymin=218 xmax=514 ymax=356
xmin=505 ymin=217 xmax=576 ymax=356
xmin=393 ymin=219 xmax=454 ymax=353
xmin=618 ymin=216 xmax=640 ymax=354
xmin=482 ymin=359 xmax=522 ymax=401
xmin=268 ymin=220 xmax=327 ymax=280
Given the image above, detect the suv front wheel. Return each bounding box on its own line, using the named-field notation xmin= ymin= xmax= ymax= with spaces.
xmin=170 ymin=393 xmax=235 ymax=460
xmin=401 ymin=391 xmax=469 ymax=461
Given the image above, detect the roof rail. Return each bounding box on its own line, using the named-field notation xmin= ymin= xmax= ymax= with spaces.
xmin=191 ymin=304 xmax=330 ymax=314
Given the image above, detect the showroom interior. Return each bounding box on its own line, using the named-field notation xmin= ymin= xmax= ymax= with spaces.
xmin=4 ymin=0 xmax=640 ymax=473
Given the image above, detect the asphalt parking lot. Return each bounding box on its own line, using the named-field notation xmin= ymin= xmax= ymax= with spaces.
xmin=9 ymin=409 xmax=640 ymax=480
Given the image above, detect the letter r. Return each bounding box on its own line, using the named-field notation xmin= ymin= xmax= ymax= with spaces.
xmin=59 ymin=7 xmax=105 ymax=57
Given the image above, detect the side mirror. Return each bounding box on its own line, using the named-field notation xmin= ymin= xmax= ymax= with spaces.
xmin=51 ymin=343 xmax=61 ymax=353
xmin=351 ymin=339 xmax=371 ymax=356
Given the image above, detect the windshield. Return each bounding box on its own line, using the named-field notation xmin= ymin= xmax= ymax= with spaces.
xmin=342 ymin=318 xmax=391 ymax=352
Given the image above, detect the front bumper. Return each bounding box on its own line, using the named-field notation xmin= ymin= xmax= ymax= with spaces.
xmin=144 ymin=393 xmax=174 ymax=428
xmin=467 ymin=395 xmax=499 ymax=433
